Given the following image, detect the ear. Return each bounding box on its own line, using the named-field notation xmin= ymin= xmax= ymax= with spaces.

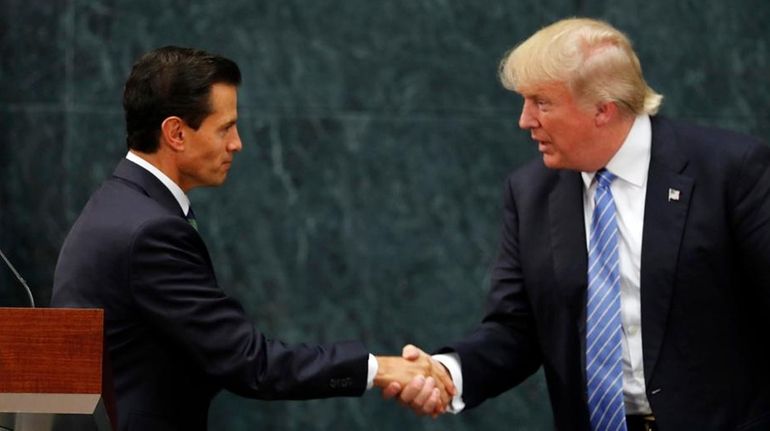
xmin=160 ymin=116 xmax=186 ymax=152
xmin=594 ymin=101 xmax=618 ymax=127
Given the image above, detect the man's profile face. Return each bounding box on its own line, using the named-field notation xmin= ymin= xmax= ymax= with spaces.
xmin=177 ymin=83 xmax=242 ymax=190
xmin=516 ymin=81 xmax=601 ymax=171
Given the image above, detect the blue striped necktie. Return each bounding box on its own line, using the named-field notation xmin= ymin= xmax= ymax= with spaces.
xmin=586 ymin=169 xmax=627 ymax=431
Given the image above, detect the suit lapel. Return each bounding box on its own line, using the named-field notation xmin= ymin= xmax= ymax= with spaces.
xmin=640 ymin=117 xmax=693 ymax=383
xmin=548 ymin=170 xmax=590 ymax=377
xmin=550 ymin=170 xmax=588 ymax=295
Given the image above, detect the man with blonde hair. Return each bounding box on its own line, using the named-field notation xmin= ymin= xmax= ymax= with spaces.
xmin=386 ymin=17 xmax=770 ymax=430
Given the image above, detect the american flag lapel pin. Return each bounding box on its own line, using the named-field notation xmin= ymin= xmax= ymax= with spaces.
xmin=668 ymin=188 xmax=681 ymax=202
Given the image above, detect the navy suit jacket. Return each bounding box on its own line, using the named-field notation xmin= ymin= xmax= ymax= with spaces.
xmin=445 ymin=116 xmax=770 ymax=430
xmin=52 ymin=159 xmax=368 ymax=431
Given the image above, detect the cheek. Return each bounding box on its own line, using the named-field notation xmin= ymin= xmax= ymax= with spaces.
xmin=540 ymin=117 xmax=564 ymax=140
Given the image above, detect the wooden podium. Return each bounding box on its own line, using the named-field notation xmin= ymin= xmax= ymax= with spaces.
xmin=0 ymin=308 xmax=115 ymax=431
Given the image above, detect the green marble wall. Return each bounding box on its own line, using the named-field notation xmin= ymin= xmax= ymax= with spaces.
xmin=1 ymin=0 xmax=768 ymax=429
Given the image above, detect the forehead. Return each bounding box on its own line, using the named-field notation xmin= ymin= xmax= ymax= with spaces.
xmin=206 ymin=83 xmax=238 ymax=117
xmin=208 ymin=83 xmax=238 ymax=107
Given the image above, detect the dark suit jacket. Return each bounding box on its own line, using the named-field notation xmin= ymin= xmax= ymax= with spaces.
xmin=51 ymin=159 xmax=368 ymax=431
xmin=444 ymin=116 xmax=770 ymax=430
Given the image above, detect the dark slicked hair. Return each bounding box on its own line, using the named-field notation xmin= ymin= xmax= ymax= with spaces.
xmin=123 ymin=46 xmax=241 ymax=152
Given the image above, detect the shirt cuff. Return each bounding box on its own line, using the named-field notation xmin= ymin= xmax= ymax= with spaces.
xmin=366 ymin=353 xmax=378 ymax=390
xmin=432 ymin=352 xmax=466 ymax=413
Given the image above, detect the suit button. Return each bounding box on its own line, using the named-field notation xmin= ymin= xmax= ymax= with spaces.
xmin=329 ymin=377 xmax=353 ymax=389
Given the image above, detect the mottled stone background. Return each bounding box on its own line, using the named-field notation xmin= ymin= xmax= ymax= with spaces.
xmin=1 ymin=0 xmax=768 ymax=429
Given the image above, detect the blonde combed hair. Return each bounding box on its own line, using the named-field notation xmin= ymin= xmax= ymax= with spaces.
xmin=499 ymin=18 xmax=663 ymax=115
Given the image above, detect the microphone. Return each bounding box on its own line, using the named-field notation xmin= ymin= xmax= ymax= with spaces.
xmin=0 ymin=247 xmax=35 ymax=307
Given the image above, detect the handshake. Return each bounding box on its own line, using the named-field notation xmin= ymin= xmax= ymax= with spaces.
xmin=374 ymin=344 xmax=457 ymax=417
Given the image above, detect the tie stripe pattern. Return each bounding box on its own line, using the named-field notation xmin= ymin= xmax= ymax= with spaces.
xmin=586 ymin=169 xmax=627 ymax=431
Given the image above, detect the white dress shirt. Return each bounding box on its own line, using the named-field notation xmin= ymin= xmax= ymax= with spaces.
xmin=437 ymin=115 xmax=653 ymax=414
xmin=124 ymin=151 xmax=379 ymax=389
xmin=581 ymin=115 xmax=652 ymax=415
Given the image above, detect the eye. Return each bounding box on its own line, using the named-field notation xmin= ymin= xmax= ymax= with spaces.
xmin=220 ymin=123 xmax=236 ymax=136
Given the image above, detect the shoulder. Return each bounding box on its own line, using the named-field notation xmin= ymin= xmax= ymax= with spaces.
xmin=652 ymin=116 xmax=770 ymax=204
xmin=69 ymin=177 xmax=192 ymax=251
xmin=54 ymin=177 xmax=198 ymax=307
xmin=653 ymin=116 xmax=768 ymax=163
xmin=94 ymin=177 xmax=179 ymax=223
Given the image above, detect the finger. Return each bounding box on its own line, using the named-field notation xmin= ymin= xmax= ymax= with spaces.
xmin=402 ymin=344 xmax=422 ymax=360
xmin=426 ymin=363 xmax=452 ymax=400
xmin=382 ymin=382 xmax=402 ymax=400
xmin=437 ymin=384 xmax=454 ymax=407
xmin=429 ymin=371 xmax=448 ymax=401
xmin=428 ymin=375 xmax=450 ymax=408
xmin=432 ymin=360 xmax=456 ymax=396
xmin=410 ymin=376 xmax=436 ymax=409
xmin=419 ymin=387 xmax=440 ymax=416
xmin=399 ymin=375 xmax=425 ymax=404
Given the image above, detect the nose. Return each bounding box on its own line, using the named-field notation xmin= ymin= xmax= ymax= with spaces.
xmin=518 ymin=99 xmax=539 ymax=130
xmin=229 ymin=127 xmax=243 ymax=153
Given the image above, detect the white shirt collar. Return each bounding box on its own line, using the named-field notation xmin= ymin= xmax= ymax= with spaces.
xmin=581 ymin=115 xmax=652 ymax=189
xmin=125 ymin=151 xmax=191 ymax=215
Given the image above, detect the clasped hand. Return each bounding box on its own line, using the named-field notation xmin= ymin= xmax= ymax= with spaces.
xmin=374 ymin=344 xmax=456 ymax=417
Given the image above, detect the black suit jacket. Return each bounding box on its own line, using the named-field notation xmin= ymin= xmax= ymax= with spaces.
xmin=52 ymin=159 xmax=368 ymax=431
xmin=445 ymin=116 xmax=770 ymax=430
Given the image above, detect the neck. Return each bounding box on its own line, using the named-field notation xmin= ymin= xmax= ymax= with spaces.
xmin=593 ymin=114 xmax=637 ymax=171
xmin=129 ymin=149 xmax=186 ymax=191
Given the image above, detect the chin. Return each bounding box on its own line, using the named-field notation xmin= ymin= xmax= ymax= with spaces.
xmin=542 ymin=155 xmax=583 ymax=171
xmin=202 ymin=177 xmax=228 ymax=188
xmin=541 ymin=155 xmax=563 ymax=170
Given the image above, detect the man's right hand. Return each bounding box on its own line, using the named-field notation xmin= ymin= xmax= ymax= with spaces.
xmin=378 ymin=344 xmax=456 ymax=417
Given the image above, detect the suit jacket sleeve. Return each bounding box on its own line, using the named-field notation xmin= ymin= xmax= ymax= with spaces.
xmin=729 ymin=139 xmax=770 ymax=326
xmin=128 ymin=215 xmax=369 ymax=400
xmin=441 ymin=177 xmax=543 ymax=409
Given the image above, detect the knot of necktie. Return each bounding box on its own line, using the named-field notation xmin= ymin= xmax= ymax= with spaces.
xmin=595 ymin=168 xmax=617 ymax=190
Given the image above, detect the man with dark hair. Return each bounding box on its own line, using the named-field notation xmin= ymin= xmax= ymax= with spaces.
xmin=51 ymin=46 xmax=454 ymax=431
xmin=122 ymin=47 xmax=243 ymax=153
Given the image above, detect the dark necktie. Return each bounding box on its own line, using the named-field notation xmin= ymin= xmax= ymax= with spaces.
xmin=585 ymin=169 xmax=627 ymax=431
xmin=186 ymin=207 xmax=198 ymax=231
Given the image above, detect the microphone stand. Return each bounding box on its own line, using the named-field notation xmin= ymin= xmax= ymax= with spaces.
xmin=0 ymin=247 xmax=35 ymax=307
